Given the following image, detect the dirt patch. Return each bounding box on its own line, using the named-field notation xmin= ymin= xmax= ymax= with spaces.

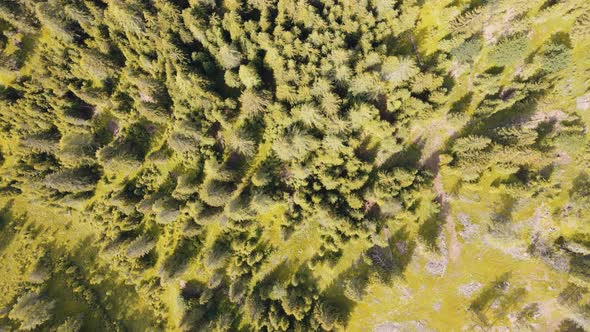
xmin=553 ymin=151 xmax=571 ymax=166
xmin=457 ymin=213 xmax=479 ymax=240
xmin=502 ymin=246 xmax=530 ymax=261
xmin=425 ymin=259 xmax=447 ymax=276
xmin=374 ymin=320 xmax=434 ymax=332
xmin=458 ymin=282 xmax=483 ymax=297
xmin=576 ymin=94 xmax=590 ymax=111
xmin=418 ymin=118 xmax=461 ymax=262
xmin=524 ymin=109 xmax=572 ymax=132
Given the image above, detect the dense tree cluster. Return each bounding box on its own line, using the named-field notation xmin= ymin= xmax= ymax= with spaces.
xmin=0 ymin=0 xmax=589 ymax=331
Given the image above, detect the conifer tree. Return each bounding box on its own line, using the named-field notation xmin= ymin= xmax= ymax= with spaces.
xmin=8 ymin=292 xmax=55 ymax=331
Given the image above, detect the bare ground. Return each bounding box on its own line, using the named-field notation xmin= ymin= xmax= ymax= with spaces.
xmin=420 ymin=120 xmax=461 ymax=263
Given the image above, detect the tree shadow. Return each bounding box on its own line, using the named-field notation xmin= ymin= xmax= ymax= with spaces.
xmin=557 ymin=282 xmax=588 ymax=307
xmin=449 ymin=92 xmax=473 ymax=114
xmin=381 ymin=138 xmax=426 ymax=171
xmin=555 ymin=319 xmax=586 ymax=332
xmin=245 ymin=260 xmax=317 ymax=330
xmin=366 ymin=226 xmax=416 ymax=282
xmin=63 ymin=91 xmax=95 ymax=121
xmin=418 ymin=214 xmax=442 ymax=252
xmin=312 ymin=227 xmax=416 ymax=329
xmin=490 ymin=193 xmax=516 ymax=225
xmin=318 ymin=278 xmax=358 ymax=329
xmin=570 ymin=254 xmax=590 ymax=281
xmin=570 ymin=171 xmax=590 ymax=199
xmin=98 ymin=120 xmax=159 ymax=167
xmin=0 ymin=201 xmax=20 ymax=253
xmin=161 ymin=236 xmax=204 ymax=280
xmin=45 ymin=236 xmax=150 ymax=331
xmin=461 ymin=99 xmax=540 ymax=139
xmin=468 ymin=272 xmax=527 ymax=329
xmin=355 ymin=136 xmax=381 ymax=163
xmin=180 ymin=274 xmax=248 ymax=331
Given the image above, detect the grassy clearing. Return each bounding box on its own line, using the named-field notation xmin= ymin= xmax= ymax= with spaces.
xmin=347 ymin=240 xmax=569 ymax=331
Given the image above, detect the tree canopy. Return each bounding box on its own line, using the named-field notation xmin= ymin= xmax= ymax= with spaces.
xmin=0 ymin=0 xmax=590 ymax=331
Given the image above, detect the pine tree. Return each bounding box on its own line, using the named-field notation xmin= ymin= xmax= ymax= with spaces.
xmin=239 ymin=64 xmax=261 ymax=89
xmin=218 ymin=45 xmax=242 ymax=69
xmin=452 ymin=135 xmax=492 ymax=157
xmin=381 ymin=56 xmax=419 ymax=85
xmin=55 ymin=317 xmax=83 ymax=332
xmin=313 ymin=301 xmax=342 ymax=331
xmin=488 ymin=34 xmax=529 ymax=67
xmin=126 ymin=234 xmax=156 ymax=258
xmin=9 ymin=292 xmax=55 ymax=331
xmin=43 ymin=165 xmax=100 ymax=193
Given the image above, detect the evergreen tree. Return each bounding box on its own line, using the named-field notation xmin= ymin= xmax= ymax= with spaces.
xmin=8 ymin=292 xmax=55 ymax=331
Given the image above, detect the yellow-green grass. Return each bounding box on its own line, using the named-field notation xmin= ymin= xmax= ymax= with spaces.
xmin=347 ymin=239 xmax=570 ymax=331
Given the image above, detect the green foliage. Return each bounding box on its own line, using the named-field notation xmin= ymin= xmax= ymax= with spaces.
xmin=381 ymin=56 xmax=419 ymax=85
xmin=218 ymin=45 xmax=242 ymax=70
xmin=43 ymin=165 xmax=101 ymax=193
xmin=8 ymin=292 xmax=55 ymax=331
xmin=452 ymin=135 xmax=492 ymax=157
xmin=488 ymin=34 xmax=529 ymax=67
xmin=238 ymin=64 xmax=261 ymax=89
xmin=0 ymin=0 xmax=588 ymax=331
xmin=126 ymin=234 xmax=156 ymax=259
xmin=451 ymin=38 xmax=482 ymax=64
xmin=537 ymin=34 xmax=573 ymax=74
xmin=55 ymin=317 xmax=83 ymax=332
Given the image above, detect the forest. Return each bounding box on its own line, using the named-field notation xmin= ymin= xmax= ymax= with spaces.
xmin=0 ymin=0 xmax=589 ymax=331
